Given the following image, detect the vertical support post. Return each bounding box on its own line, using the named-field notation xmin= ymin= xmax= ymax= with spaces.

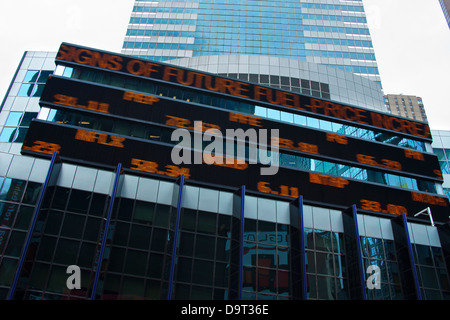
xmin=391 ymin=213 xmax=422 ymax=300
xmin=238 ymin=186 xmax=245 ymax=300
xmin=167 ymin=175 xmax=185 ymax=300
xmin=90 ymin=163 xmax=123 ymax=300
xmin=289 ymin=196 xmax=307 ymax=300
xmin=8 ymin=151 xmax=61 ymax=300
xmin=343 ymin=205 xmax=366 ymax=300
xmin=230 ymin=186 xmax=245 ymax=300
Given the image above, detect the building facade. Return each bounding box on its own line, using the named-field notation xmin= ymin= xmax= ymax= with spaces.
xmin=384 ymin=94 xmax=428 ymax=122
xmin=0 ymin=43 xmax=449 ymax=301
xmin=122 ymin=0 xmax=386 ymax=112
xmin=432 ymin=130 xmax=450 ymax=201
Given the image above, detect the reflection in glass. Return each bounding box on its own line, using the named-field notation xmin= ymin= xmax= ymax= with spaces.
xmin=0 ymin=128 xmax=17 ymax=142
xmin=5 ymin=112 xmax=22 ymax=126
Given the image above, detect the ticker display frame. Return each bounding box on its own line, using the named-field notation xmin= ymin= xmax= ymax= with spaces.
xmin=54 ymin=43 xmax=433 ymax=142
xmin=21 ymin=120 xmax=450 ymax=223
xmin=39 ymin=76 xmax=443 ymax=182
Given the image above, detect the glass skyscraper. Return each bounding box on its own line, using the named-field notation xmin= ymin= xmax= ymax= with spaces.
xmin=122 ymin=0 xmax=385 ymax=110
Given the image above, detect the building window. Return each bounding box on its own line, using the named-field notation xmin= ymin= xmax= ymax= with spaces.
xmin=360 ymin=237 xmax=402 ymax=300
xmin=444 ymin=188 xmax=450 ymax=201
xmin=0 ymin=177 xmax=42 ymax=294
xmin=242 ymin=218 xmax=290 ymax=300
xmin=304 ymin=228 xmax=349 ymax=300
xmin=433 ymin=148 xmax=450 ymax=175
xmin=17 ymin=70 xmax=52 ymax=97
xmin=0 ymin=112 xmax=38 ymax=143
xmin=412 ymin=244 xmax=450 ymax=300
xmin=173 ymin=208 xmax=234 ymax=300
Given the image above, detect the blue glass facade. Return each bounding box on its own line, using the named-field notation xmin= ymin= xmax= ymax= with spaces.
xmin=122 ymin=0 xmax=381 ymax=85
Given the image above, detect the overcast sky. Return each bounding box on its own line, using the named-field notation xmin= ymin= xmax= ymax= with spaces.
xmin=1 ymin=0 xmax=449 ymax=130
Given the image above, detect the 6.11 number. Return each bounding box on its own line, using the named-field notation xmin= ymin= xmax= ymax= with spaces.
xmin=257 ymin=181 xmax=299 ymax=198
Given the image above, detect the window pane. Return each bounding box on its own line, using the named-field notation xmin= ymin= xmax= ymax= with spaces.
xmin=197 ymin=211 xmax=216 ymax=235
xmin=294 ymin=114 xmax=307 ymax=126
xmin=0 ymin=202 xmax=18 ymax=228
xmin=17 ymin=84 xmax=36 ymax=97
xmin=14 ymin=205 xmax=34 ymax=230
xmin=440 ymin=162 xmax=450 ymax=174
xmin=445 ymin=149 xmax=450 ymax=160
xmin=61 ymin=213 xmax=85 ymax=238
xmin=147 ymin=253 xmax=164 ymax=278
xmin=280 ymin=111 xmax=293 ymax=123
xmin=267 ymin=109 xmax=280 ymax=120
xmin=33 ymin=84 xmax=45 ymax=97
xmin=19 ymin=112 xmax=38 ymax=127
xmin=195 ymin=235 xmax=215 ymax=259
xmin=22 ymin=70 xmax=40 ymax=83
xmin=0 ymin=258 xmax=18 ymax=286
xmin=78 ymin=242 xmax=96 ymax=268
xmin=54 ymin=239 xmax=79 ymax=265
xmin=192 ymin=259 xmax=213 ymax=285
xmin=0 ymin=128 xmax=17 ymax=142
xmin=62 ymin=67 xmax=74 ymax=78
xmin=151 ymin=228 xmax=167 ymax=252
xmin=46 ymin=266 xmax=68 ymax=293
xmin=44 ymin=211 xmax=63 ymax=235
xmin=254 ymin=106 xmax=266 ymax=117
xmin=133 ymin=201 xmax=155 ymax=223
xmin=22 ymin=181 xmax=42 ymax=204
xmin=154 ymin=204 xmax=170 ymax=228
xmin=4 ymin=231 xmax=26 ymax=257
xmin=5 ymin=112 xmax=22 ymax=126
xmin=51 ymin=187 xmax=70 ymax=210
xmin=67 ymin=190 xmax=91 ymax=214
xmin=0 ymin=179 xmax=26 ymax=202
xmin=129 ymin=225 xmax=151 ymax=250
xmin=181 ymin=208 xmax=196 ymax=231
xmin=83 ymin=217 xmax=101 ymax=241
xmin=37 ymin=71 xmax=53 ymax=83
xmin=124 ymin=250 xmax=147 ymax=276
xmin=13 ymin=127 xmax=29 ymax=143
xmin=89 ymin=193 xmax=107 ymax=217
xmin=433 ymin=149 xmax=445 ymax=160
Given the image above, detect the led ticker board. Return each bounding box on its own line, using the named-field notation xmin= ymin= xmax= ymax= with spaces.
xmin=40 ymin=76 xmax=442 ymax=181
xmin=22 ymin=120 xmax=449 ymax=223
xmin=55 ymin=43 xmax=432 ymax=141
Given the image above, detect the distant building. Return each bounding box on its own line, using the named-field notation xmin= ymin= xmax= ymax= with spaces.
xmin=384 ymin=94 xmax=428 ymax=122
xmin=439 ymin=0 xmax=450 ymax=28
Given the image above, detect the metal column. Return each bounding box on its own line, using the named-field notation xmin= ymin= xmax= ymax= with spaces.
xmin=289 ymin=196 xmax=307 ymax=300
xmin=391 ymin=213 xmax=422 ymax=300
xmin=167 ymin=175 xmax=185 ymax=300
xmin=229 ymin=186 xmax=245 ymax=300
xmin=90 ymin=163 xmax=123 ymax=300
xmin=343 ymin=205 xmax=367 ymax=300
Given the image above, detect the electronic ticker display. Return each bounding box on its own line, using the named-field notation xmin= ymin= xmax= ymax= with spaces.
xmin=55 ymin=43 xmax=432 ymax=141
xmin=40 ymin=76 xmax=442 ymax=181
xmin=22 ymin=120 xmax=450 ymax=223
